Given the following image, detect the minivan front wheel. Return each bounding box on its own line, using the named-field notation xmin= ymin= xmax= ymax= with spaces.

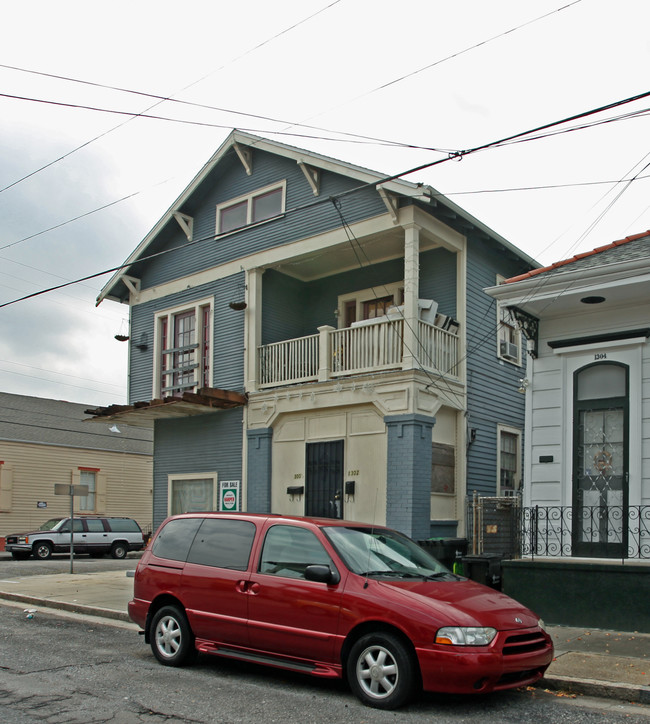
xmin=347 ymin=632 xmax=417 ymax=709
xmin=150 ymin=606 xmax=196 ymax=666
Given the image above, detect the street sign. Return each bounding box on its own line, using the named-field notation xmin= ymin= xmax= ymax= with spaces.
xmin=54 ymin=484 xmax=89 ymax=496
xmin=53 ymin=483 xmax=89 ymax=573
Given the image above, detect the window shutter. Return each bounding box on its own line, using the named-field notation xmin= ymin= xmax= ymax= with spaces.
xmin=96 ymin=472 xmax=107 ymax=514
xmin=0 ymin=463 xmax=13 ymax=512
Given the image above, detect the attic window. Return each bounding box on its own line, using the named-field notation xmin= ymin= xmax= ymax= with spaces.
xmin=216 ymin=181 xmax=286 ymax=235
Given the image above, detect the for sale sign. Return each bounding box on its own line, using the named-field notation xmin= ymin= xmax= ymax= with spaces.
xmin=219 ymin=480 xmax=240 ymax=512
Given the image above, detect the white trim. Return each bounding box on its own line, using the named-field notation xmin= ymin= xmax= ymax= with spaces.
xmin=167 ymin=472 xmax=218 ymax=516
xmin=551 ymin=336 xmax=648 ymax=355
xmin=497 ymin=424 xmax=522 ymax=497
xmin=215 ymin=180 xmax=286 ymax=237
xmin=153 ymin=296 xmax=214 ymax=398
xmin=336 ymin=281 xmax=404 ymax=328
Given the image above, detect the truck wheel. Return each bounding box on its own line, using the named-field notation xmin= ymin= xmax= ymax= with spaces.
xmin=347 ymin=632 xmax=418 ymax=709
xmin=110 ymin=542 xmax=128 ymax=559
xmin=150 ymin=605 xmax=196 ymax=666
xmin=33 ymin=542 xmax=53 ymax=560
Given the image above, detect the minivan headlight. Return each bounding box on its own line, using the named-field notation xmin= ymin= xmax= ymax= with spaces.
xmin=435 ymin=626 xmax=497 ymax=646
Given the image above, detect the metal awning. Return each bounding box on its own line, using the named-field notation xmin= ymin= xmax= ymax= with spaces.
xmin=85 ymin=388 xmax=247 ymax=428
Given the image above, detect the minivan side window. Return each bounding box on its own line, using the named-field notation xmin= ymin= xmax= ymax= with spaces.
xmin=152 ymin=518 xmax=202 ymax=562
xmin=187 ymin=519 xmax=256 ymax=570
xmin=259 ymin=525 xmax=333 ymax=579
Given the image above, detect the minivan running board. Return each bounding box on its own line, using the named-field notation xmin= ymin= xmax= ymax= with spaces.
xmin=198 ymin=644 xmax=315 ymax=673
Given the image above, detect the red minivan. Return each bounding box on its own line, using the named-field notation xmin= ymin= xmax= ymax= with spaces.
xmin=129 ymin=513 xmax=553 ymax=709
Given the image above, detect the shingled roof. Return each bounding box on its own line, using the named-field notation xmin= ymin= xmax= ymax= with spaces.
xmin=0 ymin=392 xmax=152 ymax=455
xmin=505 ymin=230 xmax=650 ymax=284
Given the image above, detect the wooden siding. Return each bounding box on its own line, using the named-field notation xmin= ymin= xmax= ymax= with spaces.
xmin=0 ymin=439 xmax=153 ymax=538
xmin=129 ymin=273 xmax=245 ymax=403
xmin=137 ymin=149 xmax=387 ymax=291
xmin=464 ymin=235 xmax=531 ymax=496
xmin=152 ymin=408 xmax=243 ymax=528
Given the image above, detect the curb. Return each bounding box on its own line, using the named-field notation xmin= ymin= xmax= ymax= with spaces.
xmin=0 ymin=591 xmax=131 ymax=623
xmin=540 ymin=674 xmax=650 ymax=705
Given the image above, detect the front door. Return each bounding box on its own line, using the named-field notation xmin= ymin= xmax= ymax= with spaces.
xmin=305 ymin=441 xmax=344 ymax=519
xmin=572 ymin=363 xmax=628 ymax=558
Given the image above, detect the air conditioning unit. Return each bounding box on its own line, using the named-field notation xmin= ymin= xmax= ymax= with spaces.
xmin=500 ymin=341 xmax=519 ymax=360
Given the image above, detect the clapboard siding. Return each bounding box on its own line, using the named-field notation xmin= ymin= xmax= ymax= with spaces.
xmin=464 ymin=235 xmax=532 ymax=495
xmin=129 ymin=273 xmax=245 ymax=403
xmin=137 ymin=149 xmax=386 ymax=290
xmin=152 ymin=408 xmax=243 ymax=528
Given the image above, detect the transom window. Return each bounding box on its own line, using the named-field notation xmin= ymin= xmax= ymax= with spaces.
xmin=216 ymin=182 xmax=285 ymax=235
xmin=155 ymin=299 xmax=212 ymax=397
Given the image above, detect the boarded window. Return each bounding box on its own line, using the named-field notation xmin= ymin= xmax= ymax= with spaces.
xmin=431 ymin=443 xmax=455 ymax=494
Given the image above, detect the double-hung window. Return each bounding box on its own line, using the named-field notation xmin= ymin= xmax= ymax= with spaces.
xmin=498 ymin=426 xmax=521 ymax=496
xmin=155 ymin=299 xmax=213 ymax=397
xmin=496 ymin=275 xmax=522 ymax=364
xmin=216 ymin=181 xmax=286 ymax=235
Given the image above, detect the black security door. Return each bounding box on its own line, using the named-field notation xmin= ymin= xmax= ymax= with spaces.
xmin=305 ymin=441 xmax=344 ymax=519
xmin=572 ymin=363 xmax=628 ymax=558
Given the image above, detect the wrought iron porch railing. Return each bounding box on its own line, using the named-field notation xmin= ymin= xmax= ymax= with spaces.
xmin=522 ymin=505 xmax=650 ymax=561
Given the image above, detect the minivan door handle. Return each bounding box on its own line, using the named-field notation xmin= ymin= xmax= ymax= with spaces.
xmin=236 ymin=580 xmax=258 ymax=595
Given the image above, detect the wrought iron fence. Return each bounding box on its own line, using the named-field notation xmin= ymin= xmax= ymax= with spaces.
xmin=522 ymin=505 xmax=650 ymax=561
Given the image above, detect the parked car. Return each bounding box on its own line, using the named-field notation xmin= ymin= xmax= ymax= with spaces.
xmin=129 ymin=513 xmax=553 ymax=709
xmin=5 ymin=516 xmax=145 ymax=560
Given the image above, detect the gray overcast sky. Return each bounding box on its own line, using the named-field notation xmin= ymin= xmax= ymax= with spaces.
xmin=1 ymin=0 xmax=649 ymax=407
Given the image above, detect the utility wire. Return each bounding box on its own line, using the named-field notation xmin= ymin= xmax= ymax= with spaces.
xmin=2 ymin=89 xmax=649 ymax=311
xmin=0 ymin=1 xmax=343 ymax=195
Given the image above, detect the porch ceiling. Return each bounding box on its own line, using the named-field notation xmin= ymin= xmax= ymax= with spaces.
xmin=270 ymin=228 xmax=440 ymax=281
xmin=84 ymin=388 xmax=247 ymax=429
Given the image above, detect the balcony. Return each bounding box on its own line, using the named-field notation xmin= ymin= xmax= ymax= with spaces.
xmin=257 ymin=318 xmax=459 ymax=389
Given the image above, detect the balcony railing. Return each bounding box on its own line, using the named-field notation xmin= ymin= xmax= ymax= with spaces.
xmin=522 ymin=505 xmax=650 ymax=561
xmin=257 ymin=318 xmax=459 ymax=389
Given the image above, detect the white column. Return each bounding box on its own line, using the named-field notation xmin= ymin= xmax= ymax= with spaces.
xmin=317 ymin=325 xmax=335 ymax=382
xmin=246 ymin=268 xmax=264 ymax=392
xmin=402 ymin=224 xmax=420 ymax=370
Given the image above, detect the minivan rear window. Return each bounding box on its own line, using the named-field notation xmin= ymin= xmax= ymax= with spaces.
xmin=187 ymin=519 xmax=255 ymax=570
xmin=152 ymin=518 xmax=202 ymax=562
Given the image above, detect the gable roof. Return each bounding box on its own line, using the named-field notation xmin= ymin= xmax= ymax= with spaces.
xmin=97 ymin=129 xmax=539 ymax=305
xmin=504 ymin=230 xmax=650 ymax=284
xmin=0 ymin=392 xmax=152 ymax=454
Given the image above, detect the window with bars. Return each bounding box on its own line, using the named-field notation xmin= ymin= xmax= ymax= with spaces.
xmin=156 ymin=300 xmax=212 ymax=397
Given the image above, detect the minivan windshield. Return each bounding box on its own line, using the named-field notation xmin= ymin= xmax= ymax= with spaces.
xmin=39 ymin=518 xmax=65 ymax=531
xmin=323 ymin=526 xmax=449 ymax=579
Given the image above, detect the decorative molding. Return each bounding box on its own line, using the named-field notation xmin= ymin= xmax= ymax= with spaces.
xmin=233 ymin=142 xmax=253 ymax=175
xmin=172 ymin=212 xmax=193 ymax=241
xmin=297 ymin=160 xmax=320 ymax=196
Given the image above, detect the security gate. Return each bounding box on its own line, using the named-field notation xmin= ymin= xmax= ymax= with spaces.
xmin=305 ymin=441 xmax=344 ymax=519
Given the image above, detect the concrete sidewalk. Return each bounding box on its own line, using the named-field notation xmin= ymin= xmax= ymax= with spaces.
xmin=0 ymin=570 xmax=648 ymax=705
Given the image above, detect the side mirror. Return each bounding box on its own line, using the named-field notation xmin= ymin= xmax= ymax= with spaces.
xmin=304 ymin=564 xmax=340 ymax=585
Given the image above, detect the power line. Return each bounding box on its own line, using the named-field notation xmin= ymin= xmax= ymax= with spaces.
xmin=2 ymin=89 xmax=649 ymax=311
xmin=0 ymin=1 xmax=344 ymax=196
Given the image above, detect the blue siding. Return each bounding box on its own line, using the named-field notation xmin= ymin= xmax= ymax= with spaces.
xmin=136 ymin=149 xmax=387 ymax=291
xmin=464 ymin=234 xmax=531 ymax=496
xmin=129 ymin=272 xmax=245 ymax=403
xmin=152 ymin=408 xmax=243 ymax=529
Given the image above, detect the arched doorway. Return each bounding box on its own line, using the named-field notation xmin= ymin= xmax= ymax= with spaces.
xmin=572 ymin=362 xmax=628 ymax=558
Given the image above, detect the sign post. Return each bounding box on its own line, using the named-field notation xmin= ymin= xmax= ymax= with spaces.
xmin=54 ymin=484 xmax=89 ymax=574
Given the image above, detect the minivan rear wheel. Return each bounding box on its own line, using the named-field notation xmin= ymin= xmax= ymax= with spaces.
xmin=347 ymin=632 xmax=417 ymax=709
xmin=150 ymin=606 xmax=196 ymax=666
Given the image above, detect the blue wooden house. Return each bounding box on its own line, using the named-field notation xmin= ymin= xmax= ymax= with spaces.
xmin=92 ymin=131 xmax=538 ymax=539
